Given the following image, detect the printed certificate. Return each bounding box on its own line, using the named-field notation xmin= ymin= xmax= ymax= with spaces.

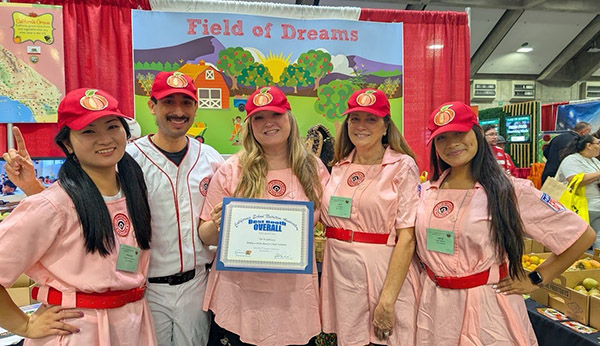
xmin=216 ymin=197 xmax=314 ymax=274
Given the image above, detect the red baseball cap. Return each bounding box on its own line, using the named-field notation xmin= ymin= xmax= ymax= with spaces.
xmin=245 ymin=86 xmax=291 ymax=120
xmin=57 ymin=88 xmax=131 ymax=131
xmin=426 ymin=101 xmax=478 ymax=145
xmin=150 ymin=71 xmax=197 ymax=102
xmin=343 ymin=89 xmax=389 ymax=117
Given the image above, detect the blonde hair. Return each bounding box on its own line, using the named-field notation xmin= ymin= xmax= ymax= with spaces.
xmin=333 ymin=115 xmax=415 ymax=164
xmin=234 ymin=110 xmax=323 ymax=208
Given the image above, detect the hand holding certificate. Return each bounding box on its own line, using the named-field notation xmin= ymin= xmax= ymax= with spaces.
xmin=216 ymin=197 xmax=314 ymax=274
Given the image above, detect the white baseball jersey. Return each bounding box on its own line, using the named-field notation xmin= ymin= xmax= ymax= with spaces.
xmin=127 ymin=135 xmax=223 ymax=278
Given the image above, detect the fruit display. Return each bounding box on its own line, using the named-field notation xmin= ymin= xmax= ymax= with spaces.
xmin=522 ymin=254 xmax=600 ymax=272
xmin=522 ymin=254 xmax=545 ymax=272
xmin=573 ymin=278 xmax=600 ymax=296
xmin=567 ymin=259 xmax=600 ymax=271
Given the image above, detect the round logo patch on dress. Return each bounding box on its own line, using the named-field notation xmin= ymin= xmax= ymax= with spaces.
xmin=347 ymin=171 xmax=365 ymax=187
xmin=433 ymin=201 xmax=454 ymax=218
xmin=199 ymin=177 xmax=210 ymax=197
xmin=267 ymin=179 xmax=286 ymax=197
xmin=113 ymin=213 xmax=131 ymax=237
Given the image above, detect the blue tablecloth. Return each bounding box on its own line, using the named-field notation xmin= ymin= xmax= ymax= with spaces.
xmin=526 ymin=298 xmax=599 ymax=346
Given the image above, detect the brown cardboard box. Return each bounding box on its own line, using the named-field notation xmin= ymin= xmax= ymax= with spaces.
xmin=524 ymin=252 xmax=598 ymax=306
xmin=546 ymin=270 xmax=600 ymax=325
xmin=523 ymin=238 xmax=533 ymax=254
xmin=589 ymin=295 xmax=600 ymax=329
xmin=6 ymin=274 xmax=36 ymax=307
xmin=530 ymin=240 xmax=545 ymax=254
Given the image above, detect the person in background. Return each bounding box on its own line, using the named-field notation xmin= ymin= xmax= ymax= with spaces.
xmin=2 ymin=71 xmax=224 ymax=346
xmin=0 ymin=88 xmax=156 ymax=345
xmin=497 ymin=134 xmax=506 ymax=149
xmin=198 ymin=86 xmax=328 ymax=346
xmin=416 ymin=101 xmax=595 ymax=345
xmin=320 ymin=89 xmax=421 ymax=345
xmin=556 ymin=134 xmax=600 ymax=250
xmin=1 ymin=179 xmax=16 ymax=196
xmin=542 ymin=121 xmax=591 ymax=184
xmin=483 ymin=125 xmax=516 ymax=176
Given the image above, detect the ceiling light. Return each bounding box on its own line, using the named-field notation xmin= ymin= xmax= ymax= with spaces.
xmin=517 ymin=42 xmax=533 ymax=53
xmin=428 ymin=44 xmax=444 ymax=50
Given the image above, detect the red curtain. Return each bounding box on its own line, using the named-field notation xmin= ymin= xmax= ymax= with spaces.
xmin=359 ymin=9 xmax=470 ymax=170
xmin=1 ymin=0 xmax=150 ymax=157
xmin=540 ymin=102 xmax=568 ymax=131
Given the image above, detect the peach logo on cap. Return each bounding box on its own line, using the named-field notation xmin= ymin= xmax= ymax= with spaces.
xmin=356 ymin=90 xmax=376 ymax=107
xmin=166 ymin=72 xmax=188 ymax=88
xmin=79 ymin=89 xmax=108 ymax=111
xmin=433 ymin=104 xmax=455 ymax=126
xmin=253 ymin=87 xmax=274 ymax=106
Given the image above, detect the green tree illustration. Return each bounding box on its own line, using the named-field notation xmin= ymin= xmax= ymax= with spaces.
xmin=278 ymin=64 xmax=315 ymax=93
xmin=314 ymin=80 xmax=359 ymax=121
xmin=238 ymin=63 xmax=273 ymax=88
xmin=216 ymin=47 xmax=255 ymax=90
xmin=296 ymin=49 xmax=333 ymax=90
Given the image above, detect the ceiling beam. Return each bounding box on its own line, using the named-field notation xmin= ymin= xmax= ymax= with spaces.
xmin=470 ymin=9 xmax=523 ymax=78
xmin=538 ymin=16 xmax=600 ymax=82
xmin=548 ymin=52 xmax=600 ymax=84
xmin=522 ymin=0 xmax=547 ymax=10
xmin=396 ymin=0 xmax=600 ymax=12
xmin=405 ymin=3 xmax=427 ymax=10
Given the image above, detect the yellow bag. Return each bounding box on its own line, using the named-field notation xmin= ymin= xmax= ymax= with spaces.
xmin=558 ymin=172 xmax=589 ymax=223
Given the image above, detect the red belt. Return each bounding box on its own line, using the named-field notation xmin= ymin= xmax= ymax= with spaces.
xmin=424 ymin=262 xmax=508 ymax=289
xmin=32 ymin=286 xmax=145 ymax=309
xmin=325 ymin=227 xmax=389 ymax=244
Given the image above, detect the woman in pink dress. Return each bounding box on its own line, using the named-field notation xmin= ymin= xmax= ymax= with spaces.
xmin=320 ymin=88 xmax=421 ymax=346
xmin=0 ymin=89 xmax=156 ymax=345
xmin=413 ymin=101 xmax=595 ymax=345
xmin=198 ymin=86 xmax=328 ymax=346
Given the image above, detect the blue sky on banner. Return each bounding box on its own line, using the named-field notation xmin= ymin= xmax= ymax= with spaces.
xmin=131 ymin=10 xmax=403 ymax=67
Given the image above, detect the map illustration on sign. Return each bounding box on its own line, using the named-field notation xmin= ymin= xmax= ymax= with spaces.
xmin=0 ymin=3 xmax=65 ymax=124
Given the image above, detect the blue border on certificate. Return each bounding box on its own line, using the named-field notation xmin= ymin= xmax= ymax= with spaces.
xmin=216 ymin=197 xmax=314 ymax=274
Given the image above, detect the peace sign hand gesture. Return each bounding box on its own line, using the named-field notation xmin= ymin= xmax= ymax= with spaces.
xmin=2 ymin=127 xmax=44 ymax=195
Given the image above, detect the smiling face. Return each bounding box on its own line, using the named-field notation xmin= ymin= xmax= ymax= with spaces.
xmin=346 ymin=111 xmax=387 ymax=152
xmin=250 ymin=110 xmax=291 ymax=152
xmin=148 ymin=93 xmax=197 ymax=140
xmin=64 ymin=116 xmax=127 ymax=174
xmin=434 ymin=129 xmax=478 ymax=170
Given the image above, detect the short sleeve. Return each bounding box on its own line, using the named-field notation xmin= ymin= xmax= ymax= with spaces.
xmin=395 ymin=157 xmax=420 ymax=229
xmin=200 ymin=158 xmax=235 ymax=221
xmin=558 ymin=155 xmax=583 ymax=181
xmin=515 ymin=178 xmax=588 ymax=255
xmin=0 ymin=194 xmax=62 ymax=287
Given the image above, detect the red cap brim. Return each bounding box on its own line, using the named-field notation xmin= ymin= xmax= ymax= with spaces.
xmin=152 ymin=88 xmax=198 ymax=102
xmin=426 ymin=123 xmax=474 ymax=145
xmin=65 ymin=111 xmax=132 ymax=131
xmin=245 ymin=106 xmax=289 ymax=120
xmin=342 ymin=107 xmax=388 ymax=117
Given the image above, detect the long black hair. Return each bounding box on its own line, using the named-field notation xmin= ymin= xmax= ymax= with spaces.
xmin=54 ymin=117 xmax=151 ymax=256
xmin=559 ymin=134 xmax=596 ymax=162
xmin=430 ymin=124 xmax=526 ymax=279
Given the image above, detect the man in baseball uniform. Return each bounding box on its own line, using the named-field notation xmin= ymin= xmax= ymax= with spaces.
xmin=127 ymin=71 xmax=223 ymax=346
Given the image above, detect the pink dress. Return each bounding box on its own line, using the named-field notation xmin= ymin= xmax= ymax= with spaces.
xmin=320 ymin=147 xmax=421 ymax=346
xmin=200 ymin=155 xmax=329 ymax=346
xmin=415 ymin=171 xmax=589 ymax=346
xmin=0 ymin=184 xmax=156 ymax=346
